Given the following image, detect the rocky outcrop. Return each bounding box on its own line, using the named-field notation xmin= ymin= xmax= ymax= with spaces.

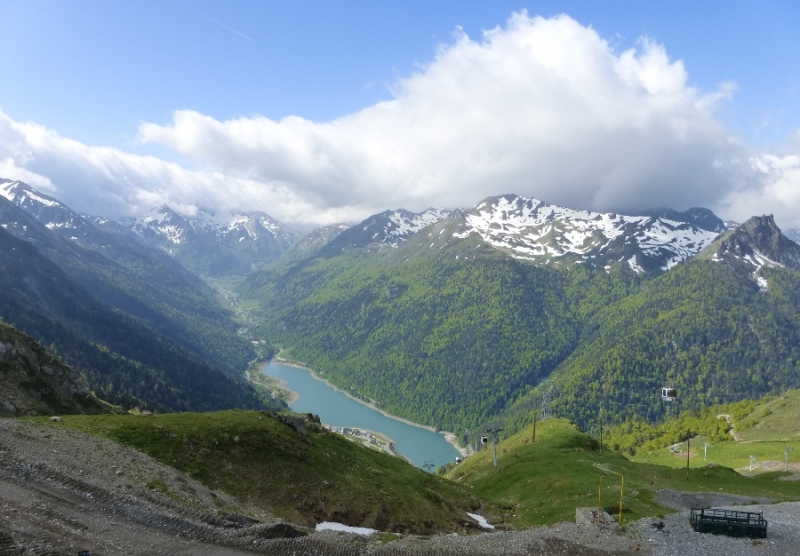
xmin=0 ymin=323 xmax=110 ymax=416
xmin=711 ymin=215 xmax=800 ymax=269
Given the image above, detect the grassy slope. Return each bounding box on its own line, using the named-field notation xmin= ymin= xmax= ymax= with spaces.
xmin=624 ymin=390 xmax=800 ymax=473
xmin=45 ymin=410 xmax=481 ymax=535
xmin=447 ymin=418 xmax=800 ymax=529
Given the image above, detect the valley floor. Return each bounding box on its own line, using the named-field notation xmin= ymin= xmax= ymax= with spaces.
xmin=3 ymin=417 xmax=800 ymax=555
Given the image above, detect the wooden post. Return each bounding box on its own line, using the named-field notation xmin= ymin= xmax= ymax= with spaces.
xmin=610 ymin=471 xmax=624 ymax=524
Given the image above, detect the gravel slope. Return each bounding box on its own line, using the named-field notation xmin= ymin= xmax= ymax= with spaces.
xmin=3 ymin=418 xmax=800 ymax=555
xmin=631 ymin=501 xmax=800 ymax=556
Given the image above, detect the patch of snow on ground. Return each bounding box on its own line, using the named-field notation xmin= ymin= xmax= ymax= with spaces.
xmin=0 ymin=181 xmax=19 ymax=202
xmin=467 ymin=512 xmax=495 ymax=529
xmin=315 ymin=522 xmax=377 ymax=535
xmin=627 ymin=255 xmax=644 ymax=273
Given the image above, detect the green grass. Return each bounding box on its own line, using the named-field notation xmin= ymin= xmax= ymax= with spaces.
xmin=39 ymin=410 xmax=480 ymax=534
xmin=630 ymin=434 xmax=800 ymax=473
xmin=447 ymin=418 xmax=800 ymax=529
xmin=736 ymin=390 xmax=800 ymax=441
xmin=628 ymin=390 xmax=800 ymax=473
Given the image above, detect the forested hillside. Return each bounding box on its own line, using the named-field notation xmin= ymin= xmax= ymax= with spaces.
xmin=241 ymin=238 xmax=640 ymax=433
xmin=0 ymin=194 xmax=254 ymax=374
xmin=241 ymin=213 xmax=800 ymax=442
xmin=513 ymin=261 xmax=800 ymax=432
xmin=0 ymin=322 xmax=111 ymax=416
xmin=0 ymin=227 xmax=271 ymax=413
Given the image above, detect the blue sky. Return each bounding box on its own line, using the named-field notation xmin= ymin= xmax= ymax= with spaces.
xmin=1 ymin=1 xmax=799 ymax=228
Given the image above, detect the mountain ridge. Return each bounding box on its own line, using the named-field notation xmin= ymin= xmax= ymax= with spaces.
xmin=103 ymin=203 xmax=302 ymax=276
xmin=0 ymin=184 xmax=255 ymax=374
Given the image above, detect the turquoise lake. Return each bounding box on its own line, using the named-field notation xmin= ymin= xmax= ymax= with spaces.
xmin=262 ymin=362 xmax=461 ymax=469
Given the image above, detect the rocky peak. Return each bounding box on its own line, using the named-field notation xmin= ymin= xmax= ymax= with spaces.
xmin=712 ymin=215 xmax=800 ymax=271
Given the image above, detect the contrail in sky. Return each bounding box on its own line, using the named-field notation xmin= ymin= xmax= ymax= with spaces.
xmin=182 ymin=5 xmax=254 ymax=42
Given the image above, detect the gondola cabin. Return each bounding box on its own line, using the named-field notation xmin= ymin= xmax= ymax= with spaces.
xmin=661 ymin=387 xmax=677 ymax=402
xmin=480 ymin=435 xmax=489 ymax=445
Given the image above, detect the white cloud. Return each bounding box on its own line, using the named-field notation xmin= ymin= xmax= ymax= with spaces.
xmin=139 ymin=12 xmax=743 ymax=218
xmin=0 ymin=109 xmax=345 ymax=225
xmin=0 ymin=157 xmax=53 ymax=190
xmin=720 ymin=152 xmax=800 ymax=229
xmin=1 ymin=11 xmax=797 ymax=231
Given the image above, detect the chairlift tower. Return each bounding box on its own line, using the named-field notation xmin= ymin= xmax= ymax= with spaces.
xmin=485 ymin=427 xmax=503 ymax=467
xmin=540 ymin=382 xmax=555 ymax=420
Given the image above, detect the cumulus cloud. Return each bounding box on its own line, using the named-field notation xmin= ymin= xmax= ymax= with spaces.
xmin=139 ymin=12 xmax=744 ymax=218
xmin=0 ymin=11 xmax=795 ymax=230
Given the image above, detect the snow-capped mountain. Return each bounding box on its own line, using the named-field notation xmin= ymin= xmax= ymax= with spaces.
xmin=0 ymin=178 xmax=300 ymax=277
xmin=0 ymin=179 xmax=87 ymax=236
xmin=703 ymin=215 xmax=800 ymax=290
xmin=323 ymin=208 xmax=450 ymax=251
xmin=644 ymin=207 xmax=727 ymax=233
xmin=0 ymin=179 xmax=201 ymax=280
xmin=441 ymin=195 xmax=722 ymax=272
xmin=310 ymin=195 xmax=725 ymax=273
xmin=116 ymin=204 xmax=298 ymax=249
xmin=105 ymin=204 xmax=302 ymax=276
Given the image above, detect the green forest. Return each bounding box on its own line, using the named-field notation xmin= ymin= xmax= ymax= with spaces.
xmin=241 ymin=232 xmax=800 ymax=442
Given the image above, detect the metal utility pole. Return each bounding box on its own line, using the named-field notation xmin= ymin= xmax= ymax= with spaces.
xmin=423 ymin=460 xmax=435 ymax=474
xmin=704 ymin=442 xmax=711 ymax=461
xmin=686 ymin=430 xmax=691 ymax=480
xmin=749 ymin=455 xmax=756 ymax=472
xmin=485 ymin=427 xmax=503 ymax=467
xmin=786 ymin=446 xmax=794 ymax=472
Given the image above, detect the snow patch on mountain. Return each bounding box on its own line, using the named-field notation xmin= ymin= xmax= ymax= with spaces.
xmin=366 ymin=208 xmax=450 ymax=244
xmin=458 ymin=195 xmax=720 ymax=271
xmin=0 ymin=180 xmax=81 ymax=230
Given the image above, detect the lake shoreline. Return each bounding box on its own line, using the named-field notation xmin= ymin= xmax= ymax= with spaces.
xmin=266 ymin=355 xmax=470 ymax=458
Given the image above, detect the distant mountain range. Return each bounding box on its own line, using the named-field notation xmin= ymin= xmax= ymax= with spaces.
xmin=96 ymin=204 xmax=302 ymax=277
xmin=8 ymin=175 xmax=800 ymax=440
